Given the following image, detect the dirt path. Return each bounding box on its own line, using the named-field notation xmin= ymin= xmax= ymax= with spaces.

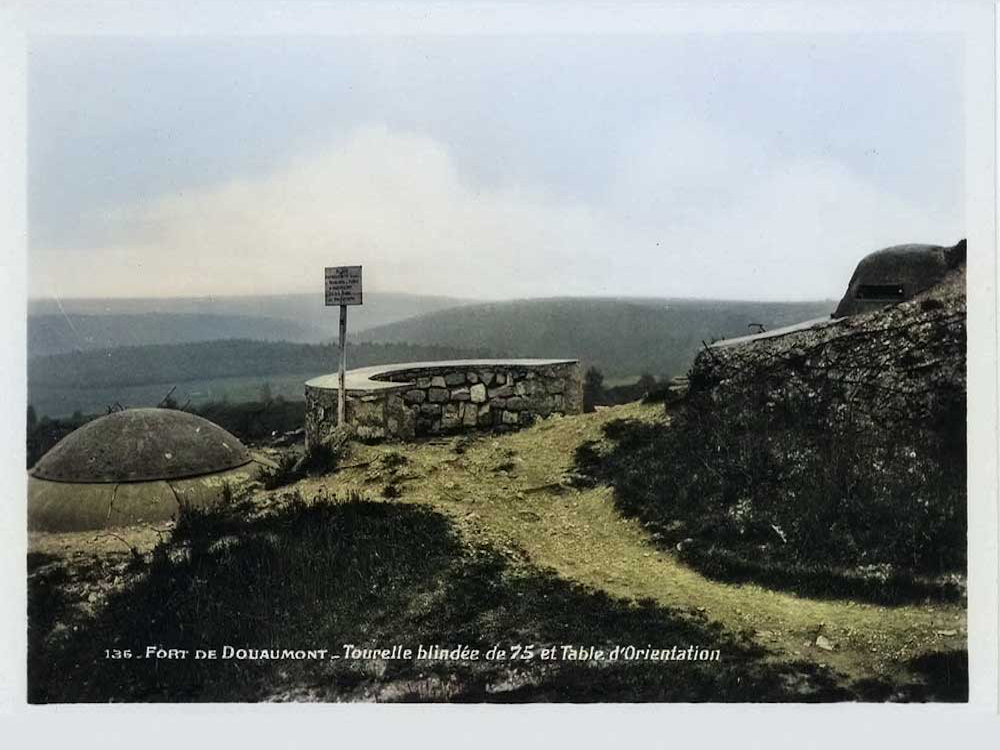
xmin=302 ymin=402 xmax=966 ymax=687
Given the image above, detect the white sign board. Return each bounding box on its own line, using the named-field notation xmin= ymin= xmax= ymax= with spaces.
xmin=324 ymin=266 xmax=363 ymax=306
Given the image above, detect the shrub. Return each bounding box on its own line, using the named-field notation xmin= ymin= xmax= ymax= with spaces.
xmin=195 ymin=399 xmax=306 ymax=442
xmin=258 ymin=441 xmax=343 ymax=490
xmin=258 ymin=452 xmax=302 ymax=490
xmin=379 ymin=451 xmax=408 ymax=470
xmin=300 ymin=441 xmax=342 ymax=475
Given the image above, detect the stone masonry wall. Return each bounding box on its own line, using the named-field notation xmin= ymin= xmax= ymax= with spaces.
xmin=305 ymin=361 xmax=582 ymax=445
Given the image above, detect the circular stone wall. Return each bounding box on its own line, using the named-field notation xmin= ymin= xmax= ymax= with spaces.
xmin=304 ymin=359 xmax=582 ymax=445
xmin=28 ymin=408 xmax=272 ymax=531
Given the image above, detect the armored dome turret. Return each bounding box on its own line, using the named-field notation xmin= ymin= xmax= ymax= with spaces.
xmin=833 ymin=240 xmax=965 ymax=318
xmin=28 ymin=408 xmax=271 ymax=531
xmin=31 ymin=408 xmax=252 ymax=483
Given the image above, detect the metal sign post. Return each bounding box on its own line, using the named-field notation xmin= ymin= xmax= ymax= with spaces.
xmin=324 ymin=266 xmax=363 ymax=427
xmin=338 ymin=304 xmax=348 ymax=424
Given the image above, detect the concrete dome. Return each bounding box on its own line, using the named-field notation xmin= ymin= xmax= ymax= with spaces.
xmin=833 ymin=240 xmax=965 ymax=318
xmin=28 ymin=408 xmax=270 ymax=532
xmin=31 ymin=408 xmax=252 ymax=483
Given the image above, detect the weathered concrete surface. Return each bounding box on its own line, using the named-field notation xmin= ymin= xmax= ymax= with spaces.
xmin=27 ymin=461 xmax=269 ymax=532
xmin=305 ymin=359 xmax=582 ymax=444
xmin=833 ymin=240 xmax=965 ymax=318
xmin=709 ymin=240 xmax=966 ymax=350
xmin=27 ymin=407 xmax=274 ymax=531
xmin=31 ymin=408 xmax=252 ymax=482
xmin=709 ymin=316 xmax=837 ymax=350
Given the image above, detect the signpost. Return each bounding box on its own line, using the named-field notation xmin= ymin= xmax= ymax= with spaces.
xmin=324 ymin=266 xmax=363 ymax=426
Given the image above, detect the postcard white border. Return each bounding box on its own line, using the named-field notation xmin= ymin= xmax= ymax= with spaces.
xmin=1 ymin=1 xmax=997 ymax=747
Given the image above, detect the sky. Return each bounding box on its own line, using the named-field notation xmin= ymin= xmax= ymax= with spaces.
xmin=27 ymin=32 xmax=965 ymax=301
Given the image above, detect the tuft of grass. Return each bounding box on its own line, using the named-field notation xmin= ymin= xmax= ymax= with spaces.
xmin=299 ymin=441 xmax=342 ymax=475
xmin=258 ymin=452 xmax=301 ymax=490
xmin=379 ymin=451 xmax=408 ymax=470
xmin=259 ymin=442 xmax=343 ymax=489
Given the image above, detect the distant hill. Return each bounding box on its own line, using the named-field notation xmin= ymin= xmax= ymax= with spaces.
xmin=28 ymin=291 xmax=473 ymax=356
xmin=356 ymin=297 xmax=836 ymax=379
xmin=28 ymin=339 xmax=491 ymax=418
xmin=26 ymin=294 xmax=838 ymax=414
xmin=27 ymin=313 xmax=328 ymax=358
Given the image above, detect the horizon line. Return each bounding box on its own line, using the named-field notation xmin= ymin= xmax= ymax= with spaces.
xmin=27 ymin=290 xmax=840 ymax=306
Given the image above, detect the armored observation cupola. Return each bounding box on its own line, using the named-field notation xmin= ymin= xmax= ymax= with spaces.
xmin=28 ymin=408 xmax=270 ymax=531
xmin=833 ymin=240 xmax=966 ymax=318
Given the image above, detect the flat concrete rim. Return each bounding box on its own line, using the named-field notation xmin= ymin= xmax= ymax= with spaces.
xmin=305 ymin=358 xmax=579 ymax=394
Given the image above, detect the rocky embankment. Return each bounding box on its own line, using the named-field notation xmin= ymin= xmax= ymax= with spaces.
xmin=616 ymin=263 xmax=970 ymax=594
xmin=691 ymin=265 xmax=966 ymax=432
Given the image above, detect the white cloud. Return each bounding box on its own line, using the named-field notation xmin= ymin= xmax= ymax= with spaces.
xmin=609 ymin=113 xmax=774 ymax=229
xmin=30 ymin=122 xmax=963 ymax=302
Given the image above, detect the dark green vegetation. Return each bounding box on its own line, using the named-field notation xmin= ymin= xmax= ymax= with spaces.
xmin=258 ymin=443 xmax=343 ymax=490
xmin=28 ymin=340 xmax=488 ymax=418
xmin=26 ymin=406 xmax=89 ymax=470
xmin=28 ymin=313 xmax=328 ymax=358
xmin=194 ymin=399 xmax=306 ymax=442
xmin=28 ymin=295 xmax=833 ymax=416
xmin=575 ymin=389 xmax=965 ymax=605
xmin=582 ymin=368 xmax=659 ymax=412
xmin=30 ymin=340 xmax=490 ymax=390
xmin=575 ymin=417 xmax=964 ymax=604
xmin=28 ymin=291 xmax=472 ymax=356
xmin=26 ymin=495 xmax=965 ymax=702
xmin=359 ymin=297 xmax=834 ymax=379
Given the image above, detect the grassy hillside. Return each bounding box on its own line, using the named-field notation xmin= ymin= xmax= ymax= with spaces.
xmin=28 ymin=291 xmax=473 ymax=355
xmin=27 ymin=496 xmax=832 ymax=702
xmin=358 ymin=297 xmax=835 ymax=379
xmin=28 ymin=401 xmax=967 ymax=701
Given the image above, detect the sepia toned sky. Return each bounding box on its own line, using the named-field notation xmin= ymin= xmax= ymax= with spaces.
xmin=28 ymin=32 xmax=965 ymax=301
